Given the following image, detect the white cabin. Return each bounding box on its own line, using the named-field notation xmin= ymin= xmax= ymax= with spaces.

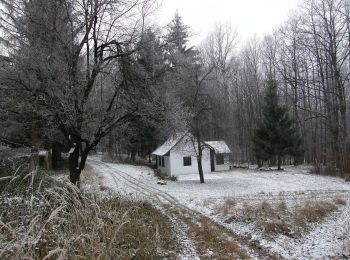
xmin=152 ymin=133 xmax=231 ymax=176
xmin=205 ymin=141 xmax=231 ymax=172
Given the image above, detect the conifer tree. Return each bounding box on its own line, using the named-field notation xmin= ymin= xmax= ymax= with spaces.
xmin=165 ymin=11 xmax=190 ymax=53
xmin=164 ymin=12 xmax=208 ymax=183
xmin=164 ymin=11 xmax=198 ymax=68
xmin=121 ymin=28 xmax=167 ymax=160
xmin=254 ymin=78 xmax=302 ymax=170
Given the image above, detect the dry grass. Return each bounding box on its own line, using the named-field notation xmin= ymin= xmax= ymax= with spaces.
xmin=0 ymin=154 xmax=31 ymax=192
xmin=0 ymin=167 xmax=177 ymax=259
xmin=277 ymin=201 xmax=288 ymax=212
xmin=334 ymin=197 xmax=347 ymax=205
xmin=202 ymin=198 xmax=214 ymax=207
xmin=223 ymin=199 xmax=341 ymax=238
xmin=175 ymin=208 xmax=249 ymax=259
xmin=295 ymin=201 xmax=337 ymax=224
xmin=153 ymin=169 xmax=177 ymax=181
xmin=215 ymin=197 xmax=237 ymax=215
xmin=259 ymin=201 xmax=274 ymax=216
xmin=193 ymin=218 xmax=247 ymax=259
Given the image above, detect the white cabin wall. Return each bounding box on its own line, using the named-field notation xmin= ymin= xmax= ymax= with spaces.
xmin=214 ymin=154 xmax=230 ymax=171
xmin=170 ymin=150 xmax=211 ymax=176
xmin=158 ymin=156 xmax=171 ymax=175
xmin=169 ymin=137 xmax=211 ymax=176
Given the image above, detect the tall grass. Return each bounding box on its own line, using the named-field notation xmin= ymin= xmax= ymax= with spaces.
xmin=221 ymin=198 xmax=342 ymax=237
xmin=0 ymin=161 xmax=176 ymax=259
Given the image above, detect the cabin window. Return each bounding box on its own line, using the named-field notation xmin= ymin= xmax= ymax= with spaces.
xmin=183 ymin=156 xmax=191 ymax=166
xmin=158 ymin=156 xmax=165 ymax=167
xmin=216 ymin=154 xmax=224 ymax=165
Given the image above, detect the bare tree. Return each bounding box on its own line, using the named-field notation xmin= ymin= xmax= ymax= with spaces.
xmin=0 ymin=0 xmax=159 ymax=184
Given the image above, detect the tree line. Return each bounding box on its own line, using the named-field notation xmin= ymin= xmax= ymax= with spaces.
xmin=0 ymin=0 xmax=349 ymax=184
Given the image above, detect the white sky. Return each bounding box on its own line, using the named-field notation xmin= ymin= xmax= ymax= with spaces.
xmin=155 ymin=0 xmax=302 ymax=46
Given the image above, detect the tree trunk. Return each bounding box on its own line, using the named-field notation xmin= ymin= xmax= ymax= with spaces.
xmin=196 ymin=132 xmax=205 ymax=183
xmin=107 ymin=132 xmax=115 ymax=159
xmin=197 ymin=156 xmax=205 ymax=183
xmin=277 ymin=154 xmax=282 ymax=170
xmin=69 ymin=143 xmax=90 ymax=187
xmin=131 ymin=149 xmax=136 ymax=162
xmin=69 ymin=144 xmax=80 ymax=185
xmin=52 ymin=142 xmax=63 ymax=169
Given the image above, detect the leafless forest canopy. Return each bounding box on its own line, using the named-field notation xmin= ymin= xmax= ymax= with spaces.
xmin=0 ymin=0 xmax=349 ymax=178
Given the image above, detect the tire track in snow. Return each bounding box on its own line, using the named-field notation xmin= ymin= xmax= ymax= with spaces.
xmin=88 ymin=158 xmax=281 ymax=259
xmin=90 ymin=160 xmax=183 ymax=206
xmin=88 ymin=159 xmax=200 ymax=259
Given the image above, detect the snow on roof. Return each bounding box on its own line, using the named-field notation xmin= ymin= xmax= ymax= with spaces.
xmin=151 ymin=132 xmax=186 ymax=156
xmin=205 ymin=141 xmax=231 ymax=154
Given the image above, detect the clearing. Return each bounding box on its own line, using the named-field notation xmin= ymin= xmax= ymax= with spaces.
xmin=87 ymin=157 xmax=350 ymax=259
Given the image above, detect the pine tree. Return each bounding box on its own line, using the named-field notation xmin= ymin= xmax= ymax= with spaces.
xmin=0 ymin=0 xmax=73 ymax=146
xmin=165 ymin=11 xmax=190 ymax=53
xmin=164 ymin=11 xmax=199 ymax=68
xmin=164 ymin=12 xmax=208 ymax=183
xmin=254 ymin=79 xmax=302 ymax=170
xmin=122 ymin=28 xmax=167 ymax=161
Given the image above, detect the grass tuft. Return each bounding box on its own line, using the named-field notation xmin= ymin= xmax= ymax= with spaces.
xmin=215 ymin=197 xmax=236 ymax=215
xmin=153 ymin=169 xmax=177 ymax=181
xmin=334 ymin=197 xmax=347 ymax=205
xmin=295 ymin=201 xmax=337 ymax=224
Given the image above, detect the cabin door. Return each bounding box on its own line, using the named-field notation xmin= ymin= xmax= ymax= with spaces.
xmin=210 ymin=150 xmax=215 ymax=172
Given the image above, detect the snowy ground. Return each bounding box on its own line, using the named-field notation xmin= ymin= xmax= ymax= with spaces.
xmin=88 ymin=157 xmax=350 ymax=259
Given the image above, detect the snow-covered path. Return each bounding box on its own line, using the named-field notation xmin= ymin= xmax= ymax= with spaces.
xmin=88 ymin=158 xmax=200 ymax=260
xmin=87 ymin=157 xmax=350 ymax=259
xmin=87 ymin=158 xmax=277 ymax=259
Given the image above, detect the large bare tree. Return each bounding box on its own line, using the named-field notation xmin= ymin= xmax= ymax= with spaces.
xmin=0 ymin=0 xmax=159 ymax=184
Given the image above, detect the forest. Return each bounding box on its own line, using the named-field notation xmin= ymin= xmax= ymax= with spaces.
xmin=0 ymin=0 xmax=349 ymax=182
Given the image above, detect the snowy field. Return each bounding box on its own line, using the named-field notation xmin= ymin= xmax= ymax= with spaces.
xmin=88 ymin=158 xmax=350 ymax=259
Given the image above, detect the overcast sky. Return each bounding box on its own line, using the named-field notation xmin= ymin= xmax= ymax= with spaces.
xmin=155 ymin=0 xmax=302 ymax=45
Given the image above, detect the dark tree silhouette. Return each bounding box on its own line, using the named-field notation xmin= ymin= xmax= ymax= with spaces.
xmin=254 ymin=78 xmax=302 ymax=170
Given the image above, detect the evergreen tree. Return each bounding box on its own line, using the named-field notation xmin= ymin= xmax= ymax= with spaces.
xmin=0 ymin=0 xmax=73 ymax=146
xmin=121 ymin=28 xmax=167 ymax=161
xmin=164 ymin=11 xmax=198 ymax=68
xmin=137 ymin=28 xmax=168 ymax=85
xmin=254 ymin=79 xmax=302 ymax=170
xmin=165 ymin=11 xmax=190 ymax=53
